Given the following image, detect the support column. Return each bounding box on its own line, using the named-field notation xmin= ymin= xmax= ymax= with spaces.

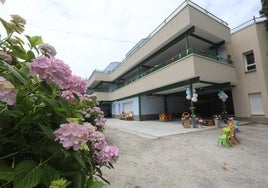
xmin=189 ymin=83 xmax=197 ymax=128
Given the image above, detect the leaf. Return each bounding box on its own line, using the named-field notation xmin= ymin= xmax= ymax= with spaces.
xmin=11 ymin=45 xmax=28 ymax=60
xmin=20 ymin=65 xmax=30 ymax=78
xmin=2 ymin=61 xmax=26 ymax=84
xmin=86 ymin=180 xmax=104 ymax=188
xmin=39 ymin=94 xmax=58 ymax=107
xmin=40 ymin=81 xmax=54 ymax=95
xmin=0 ymin=17 xmax=13 ymax=35
xmin=26 ymin=50 xmax=36 ymax=61
xmin=39 ymin=124 xmax=55 ymax=140
xmin=60 ymin=148 xmax=71 ymax=159
xmin=72 ymin=173 xmax=84 ymax=188
xmin=0 ymin=160 xmax=14 ymax=182
xmin=42 ymin=164 xmax=60 ymax=187
xmin=26 ymin=35 xmax=43 ymax=48
xmin=14 ymin=36 xmax=25 ymax=45
xmin=73 ymin=153 xmax=86 ymax=168
xmin=14 ymin=160 xmax=42 ymax=188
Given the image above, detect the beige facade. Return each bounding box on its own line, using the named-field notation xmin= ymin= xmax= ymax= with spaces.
xmin=231 ymin=22 xmax=268 ymax=121
xmin=87 ymin=0 xmax=268 ymax=122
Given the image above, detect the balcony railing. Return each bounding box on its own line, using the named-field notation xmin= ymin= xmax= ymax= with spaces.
xmin=93 ymin=48 xmax=233 ymax=92
xmin=231 ymin=16 xmax=267 ymax=34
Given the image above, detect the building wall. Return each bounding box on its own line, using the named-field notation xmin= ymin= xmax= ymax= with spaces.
xmin=112 ymin=97 xmax=139 ymax=119
xmin=231 ymin=23 xmax=268 ymax=121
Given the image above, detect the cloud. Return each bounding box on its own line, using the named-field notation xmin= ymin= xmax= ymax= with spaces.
xmin=0 ymin=0 xmax=262 ymax=78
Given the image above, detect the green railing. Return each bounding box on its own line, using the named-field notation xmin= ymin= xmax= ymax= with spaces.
xmin=114 ymin=48 xmax=233 ymax=90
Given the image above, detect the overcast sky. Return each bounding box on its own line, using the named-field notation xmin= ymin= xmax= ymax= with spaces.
xmin=0 ymin=0 xmax=262 ymax=79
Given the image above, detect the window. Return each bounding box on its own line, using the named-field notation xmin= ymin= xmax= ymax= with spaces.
xmin=244 ymin=50 xmax=256 ymax=72
xmin=249 ymin=93 xmax=264 ymax=115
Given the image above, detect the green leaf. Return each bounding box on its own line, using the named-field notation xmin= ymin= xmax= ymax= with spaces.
xmin=13 ymin=160 xmax=43 ymax=188
xmin=27 ymin=50 xmax=36 ymax=61
xmin=26 ymin=35 xmax=43 ymax=48
xmin=39 ymin=94 xmax=58 ymax=107
xmin=60 ymin=148 xmax=71 ymax=159
xmin=10 ymin=45 xmax=28 ymax=60
xmin=42 ymin=164 xmax=60 ymax=187
xmin=0 ymin=17 xmax=13 ymax=35
xmin=20 ymin=64 xmax=30 ymax=78
xmin=40 ymin=81 xmax=54 ymax=95
xmin=2 ymin=61 xmax=26 ymax=84
xmin=86 ymin=180 xmax=104 ymax=188
xmin=14 ymin=36 xmax=25 ymax=45
xmin=73 ymin=153 xmax=86 ymax=168
xmin=72 ymin=173 xmax=84 ymax=188
xmin=39 ymin=124 xmax=55 ymax=140
xmin=0 ymin=160 xmax=14 ymax=182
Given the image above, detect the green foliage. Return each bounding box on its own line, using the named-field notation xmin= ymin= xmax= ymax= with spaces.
xmin=0 ymin=15 xmax=116 ymax=187
xmin=260 ymin=0 xmax=268 ymax=30
xmin=49 ymin=178 xmax=68 ymax=188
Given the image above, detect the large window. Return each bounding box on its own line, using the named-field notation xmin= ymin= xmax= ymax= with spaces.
xmin=249 ymin=93 xmax=264 ymax=115
xmin=244 ymin=50 xmax=256 ymax=72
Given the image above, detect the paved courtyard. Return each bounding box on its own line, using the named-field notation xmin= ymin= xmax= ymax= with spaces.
xmin=102 ymin=119 xmax=268 ymax=188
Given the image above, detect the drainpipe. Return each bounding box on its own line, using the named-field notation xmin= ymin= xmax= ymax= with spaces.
xmin=138 ymin=95 xmax=141 ymax=121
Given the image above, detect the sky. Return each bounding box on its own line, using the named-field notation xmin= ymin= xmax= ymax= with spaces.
xmin=0 ymin=0 xmax=262 ymax=79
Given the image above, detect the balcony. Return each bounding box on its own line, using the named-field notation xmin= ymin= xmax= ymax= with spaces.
xmin=92 ymin=50 xmax=236 ymax=101
xmin=92 ymin=47 xmax=234 ymax=89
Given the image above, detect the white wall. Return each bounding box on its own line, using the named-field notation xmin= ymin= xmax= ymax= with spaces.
xmin=112 ymin=97 xmax=139 ymax=116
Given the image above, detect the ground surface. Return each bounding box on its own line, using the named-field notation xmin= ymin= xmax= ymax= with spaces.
xmin=102 ymin=123 xmax=268 ymax=188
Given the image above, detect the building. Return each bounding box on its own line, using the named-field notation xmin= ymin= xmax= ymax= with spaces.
xmin=87 ymin=0 xmax=268 ymax=122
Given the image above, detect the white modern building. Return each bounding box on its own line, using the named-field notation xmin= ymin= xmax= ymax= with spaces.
xmin=87 ymin=0 xmax=268 ymax=123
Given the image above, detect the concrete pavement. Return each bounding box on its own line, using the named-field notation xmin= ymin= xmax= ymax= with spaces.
xmin=105 ymin=118 xmax=217 ymax=139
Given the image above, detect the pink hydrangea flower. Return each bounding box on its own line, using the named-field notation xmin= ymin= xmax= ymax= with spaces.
xmin=61 ymin=90 xmax=76 ymax=104
xmin=96 ymin=144 xmax=119 ymax=166
xmin=89 ymin=130 xmax=105 ymax=143
xmin=67 ymin=74 xmax=87 ymax=93
xmin=85 ymin=124 xmax=119 ymax=166
xmin=54 ymin=122 xmax=90 ymax=151
xmin=0 ymin=76 xmax=17 ymax=105
xmin=84 ymin=122 xmax=97 ymax=132
xmin=95 ymin=117 xmax=106 ymax=127
xmin=61 ymin=90 xmax=82 ymax=103
xmin=30 ymin=56 xmax=72 ymax=89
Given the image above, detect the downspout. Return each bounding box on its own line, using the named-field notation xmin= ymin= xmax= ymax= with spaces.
xmin=138 ymin=95 xmax=141 ymax=121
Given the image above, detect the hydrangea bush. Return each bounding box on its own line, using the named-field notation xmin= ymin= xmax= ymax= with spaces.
xmin=0 ymin=14 xmax=118 ymax=188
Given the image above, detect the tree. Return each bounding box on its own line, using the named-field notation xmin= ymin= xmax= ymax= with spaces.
xmin=260 ymin=0 xmax=268 ymax=30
